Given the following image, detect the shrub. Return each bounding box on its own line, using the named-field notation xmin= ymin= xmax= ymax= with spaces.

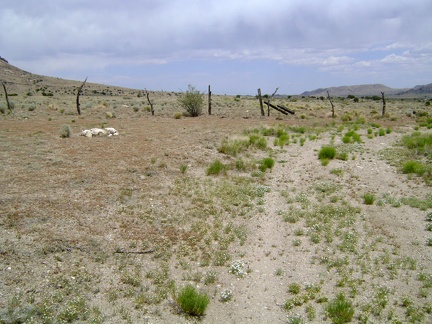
xmin=326 ymin=293 xmax=354 ymax=324
xmin=177 ymin=85 xmax=204 ymax=117
xmin=218 ymin=138 xmax=250 ymax=156
xmin=402 ymin=160 xmax=426 ymax=175
xmin=259 ymin=157 xmax=275 ymax=172
xmin=206 ymin=160 xmax=225 ymax=175
xmin=288 ymin=283 xmax=301 ymax=294
xmin=176 ymin=285 xmax=209 ymax=316
xmin=318 ymin=146 xmax=336 ymax=160
xmin=363 ymin=192 xmax=375 ymax=205
xmin=249 ymin=134 xmax=267 ymax=150
xmin=60 ymin=125 xmax=72 ymax=138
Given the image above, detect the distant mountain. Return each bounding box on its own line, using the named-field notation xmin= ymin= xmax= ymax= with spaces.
xmin=300 ymin=83 xmax=432 ymax=98
xmin=397 ymin=83 xmax=432 ymax=96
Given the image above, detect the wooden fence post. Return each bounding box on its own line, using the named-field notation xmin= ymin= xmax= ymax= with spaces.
xmin=257 ymin=88 xmax=264 ymax=116
xmin=76 ymin=77 xmax=87 ymax=115
xmin=326 ymin=90 xmax=335 ymax=118
xmin=2 ymin=82 xmax=11 ymax=112
xmin=145 ymin=89 xmax=154 ymax=115
xmin=381 ymin=92 xmax=386 ymax=117
xmin=208 ymin=85 xmax=212 ymax=115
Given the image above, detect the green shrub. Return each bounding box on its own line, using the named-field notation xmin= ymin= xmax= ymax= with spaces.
xmin=288 ymin=283 xmax=301 ymax=294
xmin=318 ymin=146 xmax=336 ymax=160
xmin=206 ymin=160 xmax=225 ymax=175
xmin=177 ymin=85 xmax=203 ymax=117
xmin=326 ymin=293 xmax=354 ymax=324
xmin=176 ymin=285 xmax=209 ymax=316
xmin=402 ymin=160 xmax=426 ymax=175
xmin=336 ymin=152 xmax=348 ymax=161
xmin=259 ymin=157 xmax=275 ymax=172
xmin=218 ymin=138 xmax=250 ymax=156
xmin=363 ymin=192 xmax=375 ymax=205
xmin=343 ymin=130 xmax=362 ymax=143
xmin=249 ymin=134 xmax=267 ymax=150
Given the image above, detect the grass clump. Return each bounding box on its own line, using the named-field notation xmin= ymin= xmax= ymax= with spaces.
xmin=402 ymin=160 xmax=427 ymax=176
xmin=363 ymin=192 xmax=375 ymax=205
xmin=319 ymin=146 xmax=336 ymax=160
xmin=59 ymin=125 xmax=72 ymax=138
xmin=319 ymin=146 xmax=336 ymax=165
xmin=288 ymin=283 xmax=301 ymax=294
xmin=206 ymin=160 xmax=226 ymax=176
xmin=259 ymin=157 xmax=275 ymax=172
xmin=342 ymin=130 xmax=362 ymax=144
xmin=176 ymin=284 xmax=209 ymax=316
xmin=218 ymin=137 xmax=250 ymax=156
xmin=326 ymin=293 xmax=355 ymax=324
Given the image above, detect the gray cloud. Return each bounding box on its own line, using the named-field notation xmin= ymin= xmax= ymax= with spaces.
xmin=1 ymin=0 xmax=430 ymax=93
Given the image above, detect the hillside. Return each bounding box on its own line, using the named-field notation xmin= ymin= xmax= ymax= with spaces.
xmin=301 ymin=83 xmax=432 ymax=98
xmin=0 ymin=59 xmax=139 ymax=97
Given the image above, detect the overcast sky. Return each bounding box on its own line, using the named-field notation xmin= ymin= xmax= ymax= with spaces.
xmin=1 ymin=0 xmax=431 ymax=95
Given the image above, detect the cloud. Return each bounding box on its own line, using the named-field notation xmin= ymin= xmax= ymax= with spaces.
xmin=1 ymin=0 xmax=431 ymax=93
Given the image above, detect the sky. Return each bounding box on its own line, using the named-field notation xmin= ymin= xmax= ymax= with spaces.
xmin=1 ymin=0 xmax=431 ymax=95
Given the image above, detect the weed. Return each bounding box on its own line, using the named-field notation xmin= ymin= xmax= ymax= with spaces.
xmin=318 ymin=146 xmax=336 ymax=160
xmin=259 ymin=157 xmax=275 ymax=172
xmin=218 ymin=137 xmax=250 ymax=156
xmin=220 ymin=289 xmax=233 ymax=302
xmin=206 ymin=160 xmax=226 ymax=175
xmin=326 ymin=293 xmax=355 ymax=324
xmin=204 ymin=271 xmax=217 ymax=285
xmin=321 ymin=158 xmax=330 ymax=166
xmin=275 ymin=268 xmax=283 ymax=276
xmin=287 ymin=315 xmax=305 ymax=324
xmin=288 ymin=283 xmax=301 ymax=294
xmin=400 ymin=195 xmax=432 ymax=210
xmin=180 ymin=164 xmax=188 ymax=174
xmin=60 ymin=125 xmax=72 ymax=138
xmin=306 ymin=304 xmax=316 ymax=321
xmin=176 ymin=285 xmax=209 ymax=316
xmin=229 ymin=260 xmax=247 ymax=277
xmin=293 ymin=238 xmax=302 ymax=246
xmin=402 ymin=160 xmax=427 ymax=176
xmin=330 ymin=168 xmax=344 ymax=176
xmin=363 ymin=192 xmax=375 ymax=205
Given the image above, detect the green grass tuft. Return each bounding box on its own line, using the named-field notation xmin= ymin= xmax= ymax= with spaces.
xmin=176 ymin=285 xmax=209 ymax=317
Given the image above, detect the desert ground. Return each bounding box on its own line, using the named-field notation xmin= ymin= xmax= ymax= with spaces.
xmin=1 ymin=77 xmax=432 ymax=323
